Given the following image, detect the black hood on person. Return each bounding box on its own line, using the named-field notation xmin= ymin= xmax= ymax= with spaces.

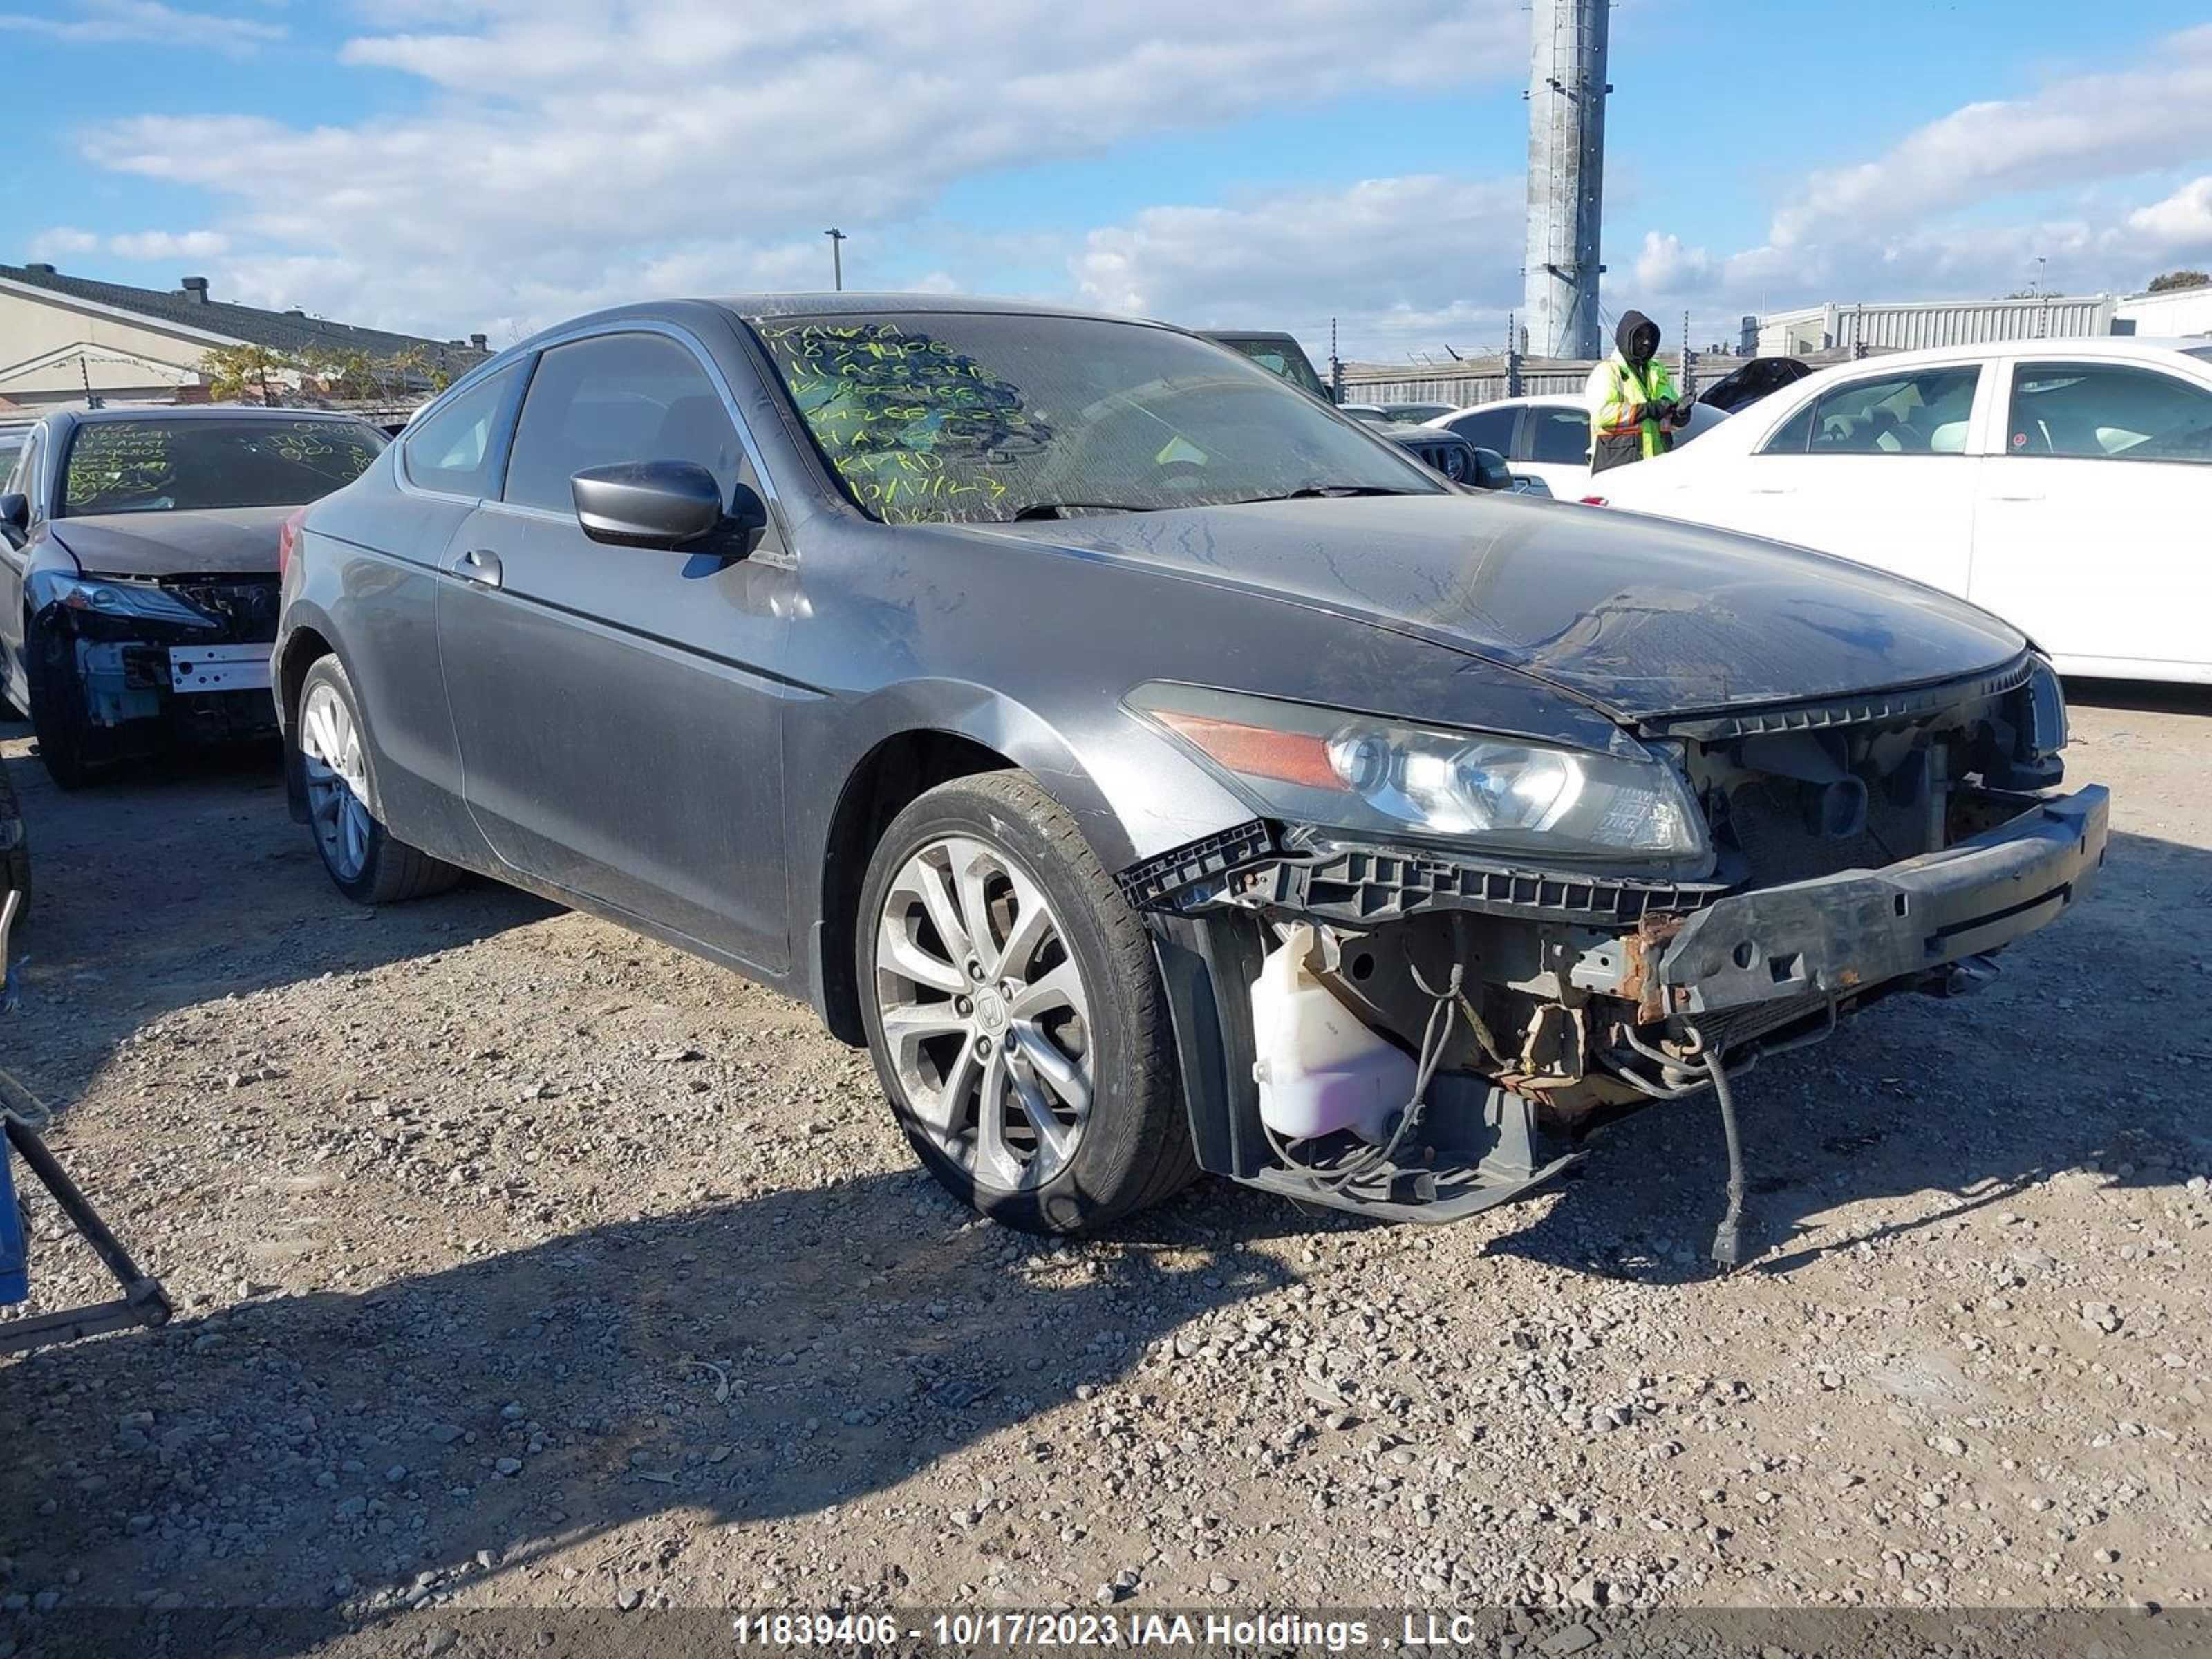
xmin=1616 ymin=310 xmax=1660 ymax=368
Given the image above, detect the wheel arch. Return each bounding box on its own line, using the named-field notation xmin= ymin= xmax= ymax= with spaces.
xmin=805 ymin=681 xmax=1254 ymax=1045
xmin=274 ymin=614 xmax=339 ymax=823
xmin=813 ymin=727 xmax=1022 ymax=1046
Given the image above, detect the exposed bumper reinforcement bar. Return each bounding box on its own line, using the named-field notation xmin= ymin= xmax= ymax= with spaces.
xmin=1652 ymin=785 xmax=2108 ymax=1020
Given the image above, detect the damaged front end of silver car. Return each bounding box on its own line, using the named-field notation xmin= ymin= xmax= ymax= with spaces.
xmin=1121 ymin=655 xmax=2107 ymax=1264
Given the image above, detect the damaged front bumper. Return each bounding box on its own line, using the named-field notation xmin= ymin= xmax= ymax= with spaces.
xmin=1631 ymin=786 xmax=2107 ymax=1023
xmin=1129 ymin=781 xmax=2109 ymax=1234
xmin=30 ymin=577 xmax=280 ymax=753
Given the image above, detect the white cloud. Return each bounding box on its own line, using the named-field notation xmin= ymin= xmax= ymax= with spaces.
xmin=23 ymin=225 xmax=232 ymax=264
xmin=1071 ymin=175 xmax=1524 ymax=360
xmin=73 ymin=0 xmax=1520 ymax=337
xmin=1629 ymin=168 xmax=2212 ymax=345
xmin=0 ymin=0 xmax=283 ymax=53
xmin=2127 ymin=176 xmax=2212 ymax=250
xmin=1632 ymin=231 xmax=1716 ymax=294
xmin=26 ymin=227 xmax=102 ymax=261
xmin=105 ymin=229 xmax=231 ymax=261
xmin=1772 ymin=25 xmax=2212 ymax=249
xmin=1616 ymin=26 xmax=2212 ymax=344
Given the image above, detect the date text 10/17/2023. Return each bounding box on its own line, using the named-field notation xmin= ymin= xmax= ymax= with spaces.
xmin=731 ymin=1611 xmax=1521 ymax=1650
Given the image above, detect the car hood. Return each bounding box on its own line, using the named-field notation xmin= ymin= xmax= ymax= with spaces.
xmin=984 ymin=493 xmax=2027 ymax=722
xmin=48 ymin=506 xmax=292 ymax=579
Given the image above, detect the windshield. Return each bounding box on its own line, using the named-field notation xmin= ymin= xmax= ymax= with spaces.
xmin=59 ymin=418 xmax=384 ymax=517
xmin=1208 ymin=335 xmax=1328 ymax=398
xmin=753 ymin=312 xmax=1436 ymax=524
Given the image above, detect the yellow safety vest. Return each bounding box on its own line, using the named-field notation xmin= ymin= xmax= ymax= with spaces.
xmin=1588 ymin=354 xmax=1680 ymax=473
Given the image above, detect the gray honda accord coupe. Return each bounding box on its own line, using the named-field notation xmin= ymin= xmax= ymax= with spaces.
xmin=274 ymin=294 xmax=2106 ymax=1256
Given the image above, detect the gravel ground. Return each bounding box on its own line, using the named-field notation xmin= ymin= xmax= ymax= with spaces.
xmin=1 ymin=686 xmax=2209 ymax=1640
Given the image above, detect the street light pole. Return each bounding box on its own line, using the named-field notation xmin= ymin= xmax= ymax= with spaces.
xmin=824 ymin=228 xmax=847 ymax=292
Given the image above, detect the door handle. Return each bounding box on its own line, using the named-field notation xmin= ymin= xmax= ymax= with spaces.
xmin=1749 ymin=485 xmax=1796 ymax=496
xmin=1989 ymin=492 xmax=2044 ymax=503
xmin=453 ymin=547 xmax=503 ymax=589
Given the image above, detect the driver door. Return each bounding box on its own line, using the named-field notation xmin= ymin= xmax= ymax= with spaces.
xmin=433 ymin=328 xmax=796 ymax=972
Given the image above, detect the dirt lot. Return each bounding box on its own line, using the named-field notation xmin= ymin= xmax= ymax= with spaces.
xmin=2 ymin=687 xmax=2209 ymax=1640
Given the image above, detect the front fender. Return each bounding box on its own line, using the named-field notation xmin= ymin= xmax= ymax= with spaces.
xmin=807 ymin=675 xmax=1254 ymax=878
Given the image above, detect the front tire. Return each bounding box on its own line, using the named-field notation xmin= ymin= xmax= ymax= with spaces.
xmin=295 ymin=655 xmax=459 ymax=905
xmin=857 ymin=770 xmax=1196 ymax=1235
xmin=25 ymin=619 xmax=100 ymax=790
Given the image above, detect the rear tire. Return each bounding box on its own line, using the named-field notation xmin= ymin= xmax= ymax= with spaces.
xmin=856 ymin=769 xmax=1196 ymax=1235
xmin=295 ymin=655 xmax=460 ymax=906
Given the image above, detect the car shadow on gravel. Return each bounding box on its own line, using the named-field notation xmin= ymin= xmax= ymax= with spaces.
xmin=1 ymin=1168 xmax=1294 ymax=1634
xmin=0 ymin=729 xmax=556 ymax=1125
xmin=2061 ymin=677 xmax=2212 ymax=718
xmin=1485 ymin=825 xmax=2212 ymax=1285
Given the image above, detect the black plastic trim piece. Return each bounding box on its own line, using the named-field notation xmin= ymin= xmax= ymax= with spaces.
xmin=1253 ymin=841 xmax=1730 ymax=927
xmin=1638 ymin=653 xmax=2036 ymax=743
xmin=1116 ymin=819 xmax=1275 ymax=910
xmin=1147 ymin=913 xmax=1270 ymax=1179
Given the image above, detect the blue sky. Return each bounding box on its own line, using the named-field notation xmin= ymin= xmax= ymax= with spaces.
xmin=5 ymin=1 xmax=2211 ymax=362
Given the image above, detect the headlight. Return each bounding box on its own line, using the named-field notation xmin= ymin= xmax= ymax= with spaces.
xmin=1128 ymin=683 xmax=1708 ymax=862
xmin=28 ymin=572 xmax=218 ymax=629
xmin=2023 ymin=656 xmax=2068 ymax=757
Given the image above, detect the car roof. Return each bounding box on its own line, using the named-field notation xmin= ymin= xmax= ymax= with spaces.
xmin=489 ymin=292 xmax=1185 ymax=364
xmin=1436 ymin=393 xmax=1580 ymax=418
xmin=1796 ymin=336 xmax=2209 ymax=375
xmin=65 ymin=404 xmax=383 ymax=424
xmin=720 ymin=291 xmax=1153 ymax=323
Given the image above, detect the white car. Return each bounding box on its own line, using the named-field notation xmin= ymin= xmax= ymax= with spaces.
xmin=1587 ymin=337 xmax=2212 ymax=684
xmin=1425 ymin=393 xmax=1732 ymax=497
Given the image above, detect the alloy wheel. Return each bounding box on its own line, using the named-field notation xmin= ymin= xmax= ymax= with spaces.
xmin=300 ymin=681 xmax=374 ymax=884
xmin=874 ymin=835 xmax=1095 ymax=1191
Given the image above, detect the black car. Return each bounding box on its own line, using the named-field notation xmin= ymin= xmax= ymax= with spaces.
xmin=1200 ymin=331 xmax=1492 ymax=484
xmin=0 ymin=406 xmax=386 ymax=785
xmin=275 ymin=295 xmax=2103 ymax=1255
xmin=1697 ymin=355 xmax=1814 ymax=413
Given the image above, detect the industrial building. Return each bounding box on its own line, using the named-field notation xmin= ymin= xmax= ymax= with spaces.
xmin=0 ymin=263 xmax=486 ymax=410
xmin=1756 ymin=288 xmax=2211 ymax=356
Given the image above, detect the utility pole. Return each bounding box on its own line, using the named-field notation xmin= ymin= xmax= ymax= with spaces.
xmin=824 ymin=228 xmax=848 ymax=292
xmin=1523 ymin=0 xmax=1610 ymax=359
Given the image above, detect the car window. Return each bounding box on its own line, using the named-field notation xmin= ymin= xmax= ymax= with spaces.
xmin=404 ymin=362 xmax=523 ymax=498
xmin=504 ymin=332 xmax=747 ymax=514
xmin=1527 ymin=408 xmax=1591 ymax=465
xmin=1443 ymin=408 xmax=1517 ymax=451
xmin=6 ymin=431 xmax=37 ymax=511
xmin=753 ymin=311 xmax=1437 ymax=525
xmin=58 ymin=418 xmax=384 ymax=516
xmin=1760 ymin=366 xmax=1980 ymax=457
xmin=2005 ymin=362 xmax=2212 ymax=463
xmin=1209 ymin=337 xmax=1327 ymax=397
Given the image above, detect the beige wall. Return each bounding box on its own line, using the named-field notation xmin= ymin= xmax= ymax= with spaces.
xmin=0 ymin=284 xmax=230 ymax=406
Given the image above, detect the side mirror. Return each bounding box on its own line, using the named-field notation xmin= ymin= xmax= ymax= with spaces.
xmin=572 ymin=461 xmax=729 ymax=550
xmin=1467 ymin=447 xmax=1513 ymax=492
xmin=0 ymin=492 xmax=26 ymax=545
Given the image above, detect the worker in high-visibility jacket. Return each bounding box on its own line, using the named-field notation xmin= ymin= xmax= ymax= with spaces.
xmin=1585 ymin=310 xmax=1696 ymax=474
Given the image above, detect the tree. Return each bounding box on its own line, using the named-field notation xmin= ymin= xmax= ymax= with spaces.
xmin=379 ymin=346 xmax=453 ymax=396
xmin=2147 ymin=270 xmax=2211 ymax=293
xmin=202 ymin=342 xmax=304 ymax=405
